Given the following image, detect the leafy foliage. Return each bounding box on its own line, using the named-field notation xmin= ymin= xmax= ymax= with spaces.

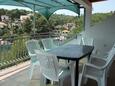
xmin=91 ymin=13 xmax=113 ymax=26
xmin=0 ymin=8 xmax=113 ymax=36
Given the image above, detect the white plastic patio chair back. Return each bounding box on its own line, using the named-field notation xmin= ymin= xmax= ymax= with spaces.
xmin=79 ymin=37 xmax=94 ymax=67
xmin=76 ymin=35 xmax=82 ymax=45
xmin=105 ymin=43 xmax=115 ymax=73
xmin=41 ymin=38 xmax=57 ymax=51
xmin=80 ymin=43 xmax=115 ymax=86
xmin=81 ymin=37 xmax=101 ymax=56
xmin=35 ymin=50 xmax=71 ymax=86
xmin=81 ymin=37 xmax=94 ymax=46
xmin=26 ymin=39 xmax=42 ymax=56
xmin=26 ymin=39 xmax=43 ymax=62
xmin=36 ymin=50 xmax=59 ymax=81
xmin=100 ymin=43 xmax=115 ymax=71
xmin=106 ymin=43 xmax=115 ymax=61
xmin=26 ymin=39 xmax=43 ymax=79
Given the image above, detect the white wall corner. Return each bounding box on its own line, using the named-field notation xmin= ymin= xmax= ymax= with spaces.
xmin=74 ymin=0 xmax=92 ymax=30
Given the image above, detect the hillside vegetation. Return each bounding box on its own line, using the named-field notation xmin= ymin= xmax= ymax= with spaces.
xmin=0 ymin=9 xmax=113 ymax=36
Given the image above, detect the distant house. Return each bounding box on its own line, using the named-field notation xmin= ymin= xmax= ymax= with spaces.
xmin=62 ymin=30 xmax=70 ymax=34
xmin=20 ymin=14 xmax=32 ymax=22
xmin=1 ymin=15 xmax=9 ymax=22
xmin=53 ymin=25 xmax=70 ymax=41
xmin=54 ymin=23 xmax=75 ymax=39
xmin=0 ymin=22 xmax=7 ymax=28
xmin=55 ymin=23 xmax=76 ymax=31
xmin=55 ymin=25 xmax=62 ymax=29
xmin=62 ymin=29 xmax=70 ymax=37
xmin=20 ymin=15 xmax=30 ymax=22
xmin=63 ymin=23 xmax=76 ymax=30
xmin=52 ymin=29 xmax=61 ymax=35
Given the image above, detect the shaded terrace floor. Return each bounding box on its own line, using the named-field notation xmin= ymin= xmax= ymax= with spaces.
xmin=0 ymin=60 xmax=115 ymax=86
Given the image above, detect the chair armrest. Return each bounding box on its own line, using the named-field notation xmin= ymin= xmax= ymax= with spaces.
xmin=91 ymin=56 xmax=107 ymax=61
xmin=85 ymin=63 xmax=105 ymax=70
xmin=90 ymin=55 xmax=107 ymax=62
xmin=29 ymin=53 xmax=36 ymax=57
xmin=44 ymin=48 xmax=50 ymax=51
xmin=90 ymin=57 xmax=106 ymax=67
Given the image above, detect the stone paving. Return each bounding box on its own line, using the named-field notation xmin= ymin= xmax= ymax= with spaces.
xmin=1 ymin=58 xmax=115 ymax=86
xmin=0 ymin=63 xmax=41 ymax=86
xmin=0 ymin=60 xmax=70 ymax=86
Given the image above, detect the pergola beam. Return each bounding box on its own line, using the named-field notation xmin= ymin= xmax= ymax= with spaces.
xmin=73 ymin=0 xmax=91 ymax=9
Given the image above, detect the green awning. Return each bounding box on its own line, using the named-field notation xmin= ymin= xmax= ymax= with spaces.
xmin=0 ymin=0 xmax=80 ymax=19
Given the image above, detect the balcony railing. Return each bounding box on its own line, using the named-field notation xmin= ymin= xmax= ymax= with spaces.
xmin=0 ymin=32 xmax=76 ymax=70
xmin=0 ymin=35 xmax=29 ymax=69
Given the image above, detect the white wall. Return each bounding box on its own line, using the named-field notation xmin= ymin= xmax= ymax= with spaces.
xmin=83 ymin=14 xmax=115 ymax=56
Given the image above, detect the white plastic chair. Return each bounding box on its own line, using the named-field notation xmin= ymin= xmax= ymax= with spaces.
xmin=41 ymin=38 xmax=58 ymax=51
xmin=81 ymin=37 xmax=94 ymax=46
xmin=26 ymin=39 xmax=43 ymax=79
xmin=41 ymin=38 xmax=73 ymax=70
xmin=75 ymin=35 xmax=83 ymax=45
xmin=79 ymin=37 xmax=94 ymax=69
xmin=89 ymin=43 xmax=115 ymax=78
xmin=63 ymin=35 xmax=83 ymax=68
xmin=35 ymin=50 xmax=72 ymax=86
xmin=79 ymin=43 xmax=115 ymax=86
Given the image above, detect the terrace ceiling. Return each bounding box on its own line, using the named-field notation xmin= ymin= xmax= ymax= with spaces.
xmin=0 ymin=0 xmax=80 ymax=19
xmin=89 ymin=0 xmax=106 ymax=3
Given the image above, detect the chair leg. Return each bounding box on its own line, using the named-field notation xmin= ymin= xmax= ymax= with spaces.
xmin=97 ymin=79 xmax=101 ymax=86
xmin=78 ymin=74 xmax=82 ymax=86
xmin=29 ymin=65 xmax=34 ymax=79
xmin=40 ymin=74 xmax=46 ymax=86
xmin=79 ymin=76 xmax=87 ymax=86
xmin=59 ymin=79 xmax=63 ymax=86
xmin=83 ymin=77 xmax=88 ymax=85
xmin=101 ymin=79 xmax=105 ymax=86
xmin=79 ymin=65 xmax=88 ymax=86
xmin=101 ymin=75 xmax=106 ymax=86
xmin=97 ymin=77 xmax=105 ymax=86
xmin=51 ymin=80 xmax=54 ymax=85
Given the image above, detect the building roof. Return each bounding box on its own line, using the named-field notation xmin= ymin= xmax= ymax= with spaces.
xmin=0 ymin=22 xmax=7 ymax=26
xmin=62 ymin=30 xmax=70 ymax=33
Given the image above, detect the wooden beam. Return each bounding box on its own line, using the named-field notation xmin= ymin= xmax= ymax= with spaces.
xmin=73 ymin=0 xmax=91 ymax=9
xmin=89 ymin=0 xmax=106 ymax=3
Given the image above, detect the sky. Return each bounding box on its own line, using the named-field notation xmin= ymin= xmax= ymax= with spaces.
xmin=0 ymin=0 xmax=115 ymax=16
xmin=92 ymin=0 xmax=115 ymax=13
xmin=55 ymin=0 xmax=115 ymax=16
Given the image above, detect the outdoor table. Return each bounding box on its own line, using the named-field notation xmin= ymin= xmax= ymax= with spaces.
xmin=48 ymin=44 xmax=94 ymax=86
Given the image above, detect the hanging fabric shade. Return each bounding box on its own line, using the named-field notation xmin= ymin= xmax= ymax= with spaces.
xmin=0 ymin=0 xmax=80 ymax=19
xmin=0 ymin=0 xmax=25 ymax=7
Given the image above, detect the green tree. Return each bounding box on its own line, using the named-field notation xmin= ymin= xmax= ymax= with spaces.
xmin=0 ymin=9 xmax=8 ymax=21
xmin=22 ymin=18 xmax=33 ymax=34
